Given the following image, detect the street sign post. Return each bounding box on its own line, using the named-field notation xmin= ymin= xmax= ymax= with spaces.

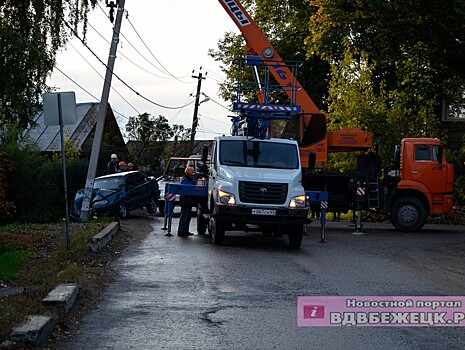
xmin=43 ymin=91 xmax=77 ymax=250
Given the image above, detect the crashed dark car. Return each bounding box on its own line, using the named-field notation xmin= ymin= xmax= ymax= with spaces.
xmin=72 ymin=171 xmax=160 ymax=219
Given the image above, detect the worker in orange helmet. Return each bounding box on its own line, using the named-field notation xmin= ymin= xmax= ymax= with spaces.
xmin=118 ymin=161 xmax=126 ymax=172
xmin=177 ymin=167 xmax=197 ymax=237
xmin=127 ymin=162 xmax=134 ymax=171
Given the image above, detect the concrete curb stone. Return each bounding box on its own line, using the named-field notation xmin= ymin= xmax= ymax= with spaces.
xmin=8 ymin=315 xmax=54 ymax=345
xmin=1 ymin=221 xmax=120 ymax=348
xmin=89 ymin=221 xmax=120 ymax=252
xmin=43 ymin=283 xmax=79 ymax=313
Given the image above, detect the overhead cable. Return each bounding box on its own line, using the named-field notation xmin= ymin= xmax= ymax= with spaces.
xmin=63 ymin=19 xmax=195 ymax=110
xmin=67 ymin=41 xmax=141 ymax=115
xmin=86 ymin=21 xmax=174 ymax=80
xmin=97 ymin=3 xmax=191 ymax=83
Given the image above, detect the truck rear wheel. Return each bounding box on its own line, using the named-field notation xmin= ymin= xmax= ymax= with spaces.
xmin=391 ymin=196 xmax=427 ymax=232
xmin=288 ymin=224 xmax=303 ymax=249
xmin=211 ymin=216 xmax=225 ymax=245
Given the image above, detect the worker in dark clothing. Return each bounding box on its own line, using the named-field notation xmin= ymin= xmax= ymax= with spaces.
xmin=107 ymin=154 xmax=120 ymax=174
xmin=177 ymin=167 xmax=197 ymax=237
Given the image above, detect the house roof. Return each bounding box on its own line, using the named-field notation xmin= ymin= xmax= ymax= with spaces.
xmin=23 ymin=102 xmax=124 ymax=154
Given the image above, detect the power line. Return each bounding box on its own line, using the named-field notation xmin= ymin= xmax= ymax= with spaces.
xmin=51 ymin=67 xmax=99 ymax=101
xmin=8 ymin=26 xmax=101 ymax=103
xmin=97 ymin=3 xmax=192 ymax=83
xmin=198 ymin=112 xmax=231 ymax=126
xmin=86 ymin=20 xmax=174 ymax=80
xmin=203 ymin=67 xmax=227 ymax=82
xmin=125 ymin=14 xmax=190 ymax=83
xmin=201 ymin=92 xmax=230 ymax=110
xmin=63 ymin=19 xmax=196 ymax=110
xmin=52 ymin=54 xmax=131 ymax=122
xmin=7 ymin=4 xmax=135 ymax=119
xmin=67 ymin=41 xmax=141 ymax=115
xmin=168 ymin=86 xmax=198 ymax=124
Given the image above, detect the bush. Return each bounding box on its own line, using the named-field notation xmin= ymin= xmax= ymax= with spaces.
xmin=446 ymin=147 xmax=465 ymax=206
xmin=0 ymin=152 xmax=16 ymax=224
xmin=4 ymin=145 xmax=88 ymax=223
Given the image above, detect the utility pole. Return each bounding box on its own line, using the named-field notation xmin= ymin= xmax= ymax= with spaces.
xmin=80 ymin=0 xmax=126 ymax=222
xmin=190 ymin=69 xmax=207 ymax=150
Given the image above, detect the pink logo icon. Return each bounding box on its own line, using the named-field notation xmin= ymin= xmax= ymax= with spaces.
xmin=303 ymin=305 xmax=325 ymax=319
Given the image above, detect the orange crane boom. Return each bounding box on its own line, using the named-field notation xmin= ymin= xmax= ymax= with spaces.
xmin=218 ymin=0 xmax=372 ymax=168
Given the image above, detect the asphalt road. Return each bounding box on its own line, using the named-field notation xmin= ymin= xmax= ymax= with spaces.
xmin=60 ymin=216 xmax=465 ymax=350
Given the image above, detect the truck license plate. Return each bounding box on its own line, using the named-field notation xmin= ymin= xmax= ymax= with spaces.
xmin=251 ymin=209 xmax=276 ymax=216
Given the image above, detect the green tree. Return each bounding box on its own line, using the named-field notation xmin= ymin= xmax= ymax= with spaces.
xmin=325 ymin=50 xmax=394 ymax=172
xmin=209 ymin=0 xmax=329 ymax=109
xmin=125 ymin=113 xmax=174 ymax=172
xmin=171 ymin=124 xmax=191 ymax=142
xmin=0 ymin=151 xmax=15 ymax=223
xmin=0 ymin=0 xmax=97 ymax=133
xmin=163 ymin=124 xmax=195 ymax=162
xmin=51 ymin=128 xmax=82 ymax=162
xmin=307 ymin=0 xmax=465 ymax=135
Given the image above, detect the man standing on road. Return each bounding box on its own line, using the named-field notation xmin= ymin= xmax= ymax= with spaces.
xmin=107 ymin=154 xmax=120 ymax=174
xmin=177 ymin=167 xmax=197 ymax=237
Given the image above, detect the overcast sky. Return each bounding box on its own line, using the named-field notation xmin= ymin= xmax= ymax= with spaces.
xmin=47 ymin=0 xmax=240 ymax=140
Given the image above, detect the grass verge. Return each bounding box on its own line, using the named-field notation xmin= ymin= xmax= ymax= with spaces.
xmin=0 ymin=245 xmax=30 ymax=281
xmin=0 ymin=220 xmax=111 ymax=342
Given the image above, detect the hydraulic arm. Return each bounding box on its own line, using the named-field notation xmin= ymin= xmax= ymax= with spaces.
xmin=218 ymin=0 xmax=372 ymax=168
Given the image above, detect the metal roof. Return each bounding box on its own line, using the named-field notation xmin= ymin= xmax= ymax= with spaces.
xmin=23 ymin=102 xmax=101 ymax=152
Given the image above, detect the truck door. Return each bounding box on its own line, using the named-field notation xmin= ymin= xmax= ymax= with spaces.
xmin=409 ymin=144 xmax=447 ymax=194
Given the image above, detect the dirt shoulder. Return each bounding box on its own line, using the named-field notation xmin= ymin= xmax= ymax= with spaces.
xmin=0 ymin=209 xmax=156 ymax=349
xmin=42 ymin=209 xmax=156 ymax=349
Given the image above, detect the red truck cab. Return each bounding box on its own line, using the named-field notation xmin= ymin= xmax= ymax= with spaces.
xmin=389 ymin=138 xmax=454 ymax=231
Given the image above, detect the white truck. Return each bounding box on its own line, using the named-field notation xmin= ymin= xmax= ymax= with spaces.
xmin=199 ymin=135 xmax=310 ymax=248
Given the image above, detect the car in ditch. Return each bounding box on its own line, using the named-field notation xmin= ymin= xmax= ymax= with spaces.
xmin=72 ymin=171 xmax=160 ymax=219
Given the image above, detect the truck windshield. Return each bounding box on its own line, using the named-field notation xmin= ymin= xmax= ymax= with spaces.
xmin=219 ymin=140 xmax=298 ymax=169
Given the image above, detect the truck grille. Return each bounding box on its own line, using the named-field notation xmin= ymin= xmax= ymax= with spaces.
xmin=239 ymin=181 xmax=288 ymax=204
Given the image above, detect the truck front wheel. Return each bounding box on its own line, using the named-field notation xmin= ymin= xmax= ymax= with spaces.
xmin=288 ymin=224 xmax=304 ymax=249
xmin=211 ymin=216 xmax=225 ymax=245
xmin=391 ymin=196 xmax=427 ymax=232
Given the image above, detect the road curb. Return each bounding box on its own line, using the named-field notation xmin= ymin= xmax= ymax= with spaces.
xmin=7 ymin=315 xmax=54 ymax=346
xmin=43 ymin=283 xmax=79 ymax=313
xmin=1 ymin=222 xmax=119 ymax=349
xmin=89 ymin=221 xmax=120 ymax=252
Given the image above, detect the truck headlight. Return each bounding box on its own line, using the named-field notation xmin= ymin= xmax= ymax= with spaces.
xmin=289 ymin=195 xmax=308 ymax=208
xmin=217 ymin=190 xmax=236 ymax=205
